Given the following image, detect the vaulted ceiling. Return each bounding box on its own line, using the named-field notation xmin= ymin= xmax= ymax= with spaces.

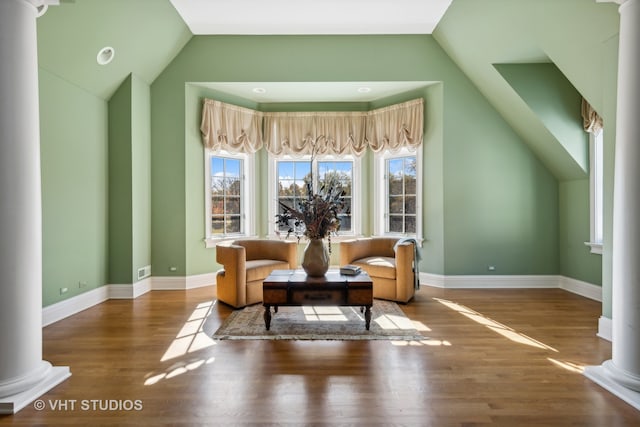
xmin=36 ymin=0 xmax=621 ymax=181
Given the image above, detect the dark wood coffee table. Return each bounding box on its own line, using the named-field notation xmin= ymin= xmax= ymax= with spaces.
xmin=262 ymin=269 xmax=374 ymax=330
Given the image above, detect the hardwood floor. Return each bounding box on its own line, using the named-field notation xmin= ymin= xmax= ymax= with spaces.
xmin=2 ymin=285 xmax=639 ymax=426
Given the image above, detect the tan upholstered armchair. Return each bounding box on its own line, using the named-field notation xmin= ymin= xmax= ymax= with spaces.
xmin=339 ymin=237 xmax=417 ymax=303
xmin=215 ymin=239 xmax=298 ymax=308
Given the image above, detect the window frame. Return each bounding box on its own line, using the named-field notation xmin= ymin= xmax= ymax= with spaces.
xmin=585 ymin=129 xmax=603 ymax=255
xmin=268 ymin=153 xmax=361 ymax=240
xmin=204 ymin=149 xmax=256 ymax=248
xmin=373 ymin=146 xmax=423 ymax=244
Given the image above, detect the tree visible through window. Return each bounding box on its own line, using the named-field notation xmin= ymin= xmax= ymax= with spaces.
xmin=211 ymin=156 xmax=243 ymax=235
xmin=387 ymin=156 xmax=417 ymax=234
xmin=276 ymin=159 xmax=353 ymax=234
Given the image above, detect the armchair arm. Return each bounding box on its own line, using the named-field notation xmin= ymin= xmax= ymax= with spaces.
xmin=215 ymin=244 xmax=247 ymax=307
xmin=394 ymin=242 xmax=416 ymax=303
xmin=339 ymin=239 xmax=372 ymax=265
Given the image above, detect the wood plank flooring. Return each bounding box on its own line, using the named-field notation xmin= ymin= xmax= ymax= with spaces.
xmin=1 ymin=285 xmax=639 ymax=426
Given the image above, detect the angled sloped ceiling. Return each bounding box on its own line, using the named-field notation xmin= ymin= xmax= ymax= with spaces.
xmin=36 ymin=0 xmax=192 ymax=100
xmin=495 ymin=62 xmax=588 ymax=174
xmin=433 ymin=0 xmax=619 ymax=181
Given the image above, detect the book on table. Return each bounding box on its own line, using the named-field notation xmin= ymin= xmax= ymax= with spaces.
xmin=340 ymin=264 xmax=362 ymax=276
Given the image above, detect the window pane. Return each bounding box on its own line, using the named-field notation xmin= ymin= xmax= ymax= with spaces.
xmin=385 ymin=155 xmax=418 ymax=235
xmin=389 ymin=196 xmax=404 ymax=214
xmin=225 ymin=159 xmax=240 ymax=177
xmin=389 ymin=175 xmax=403 ymax=195
xmin=295 ymin=162 xmax=311 ymax=181
xmin=226 ymin=217 xmax=240 ymax=234
xmin=226 ymin=178 xmax=241 ymax=196
xmin=209 ymin=154 xmax=245 ymax=237
xmin=277 ymin=158 xmax=354 ymax=236
xmin=211 ymin=177 xmax=225 ymax=196
xmin=226 ymin=197 xmax=241 ymax=214
xmin=388 ymin=158 xmax=403 ymax=176
xmin=211 ymin=157 xmax=224 ymax=175
xmin=405 ymin=174 xmax=416 ymax=195
xmin=405 ymin=196 xmax=416 ymax=214
xmin=338 ymin=213 xmax=351 ymax=232
xmin=211 ymin=197 xmax=224 ymax=214
xmin=405 ymin=216 xmax=416 ymax=233
xmin=211 ymin=217 xmax=224 ymax=234
xmin=389 ymin=216 xmax=403 ymax=233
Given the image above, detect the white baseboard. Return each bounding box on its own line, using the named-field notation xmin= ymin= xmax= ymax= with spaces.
xmin=598 ymin=316 xmax=612 ymax=342
xmin=150 ymin=276 xmax=187 ymax=290
xmin=185 ymin=272 xmax=217 ymax=289
xmin=559 ymin=276 xmax=602 ymax=301
xmin=42 ymin=286 xmax=110 ymax=327
xmin=420 ymin=273 xmax=560 ymax=290
xmin=43 ymin=272 xmax=599 ymax=327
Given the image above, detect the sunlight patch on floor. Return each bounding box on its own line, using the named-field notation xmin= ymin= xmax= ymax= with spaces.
xmin=375 ymin=313 xmax=417 ymax=330
xmin=548 ymin=358 xmax=585 ymax=374
xmin=160 ymin=300 xmax=217 ymax=362
xmin=303 ymin=306 xmax=349 ymax=322
xmin=434 ymin=297 xmax=557 ymax=352
xmin=144 ymin=357 xmax=215 ymax=386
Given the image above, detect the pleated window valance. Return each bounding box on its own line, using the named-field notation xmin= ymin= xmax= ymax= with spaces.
xmin=200 ymin=97 xmax=423 ymax=156
xmin=581 ymin=98 xmax=603 ymax=135
xmin=200 ymin=99 xmax=264 ymax=153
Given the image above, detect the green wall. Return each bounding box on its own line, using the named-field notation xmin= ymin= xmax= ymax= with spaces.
xmin=152 ymin=34 xmax=559 ymax=278
xmin=131 ymin=75 xmax=152 ymax=282
xmin=108 ymin=74 xmax=152 ymax=284
xmin=559 ymin=180 xmax=602 ymax=285
xmin=108 ymin=77 xmax=133 ymax=283
xmin=39 ymin=69 xmax=109 ymax=306
xmin=495 ymin=63 xmax=588 ymax=173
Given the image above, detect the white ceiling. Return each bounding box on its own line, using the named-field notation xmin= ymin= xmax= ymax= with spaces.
xmin=174 ymin=1 xmax=450 ymax=103
xmin=170 ymin=0 xmax=453 ymax=35
xmin=195 ymin=81 xmax=434 ymax=103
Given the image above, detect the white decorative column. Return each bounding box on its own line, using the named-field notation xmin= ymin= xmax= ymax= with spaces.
xmin=0 ymin=0 xmax=70 ymax=414
xmin=584 ymin=0 xmax=640 ymax=411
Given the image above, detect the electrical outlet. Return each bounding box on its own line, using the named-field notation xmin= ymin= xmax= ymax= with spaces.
xmin=60 ymin=287 xmax=68 ymax=295
xmin=78 ymin=281 xmax=88 ymax=289
xmin=488 ymin=265 xmax=496 ymax=271
xmin=169 ymin=266 xmax=177 ymax=272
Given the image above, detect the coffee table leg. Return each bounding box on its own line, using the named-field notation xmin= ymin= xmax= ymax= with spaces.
xmin=364 ymin=305 xmax=372 ymax=330
xmin=264 ymin=305 xmax=272 ymax=330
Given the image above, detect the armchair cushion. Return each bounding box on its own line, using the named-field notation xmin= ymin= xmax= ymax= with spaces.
xmin=245 ymin=259 xmax=291 ymax=283
xmin=351 ymin=256 xmax=396 ymax=280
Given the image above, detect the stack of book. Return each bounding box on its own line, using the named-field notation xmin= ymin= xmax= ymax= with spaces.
xmin=339 ymin=264 xmax=362 ymax=276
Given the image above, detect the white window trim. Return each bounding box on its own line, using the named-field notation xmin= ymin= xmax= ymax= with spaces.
xmin=585 ymin=130 xmax=603 ymax=255
xmin=267 ymin=153 xmax=362 ymax=241
xmin=204 ymin=149 xmax=256 ymax=248
xmin=373 ymin=146 xmax=424 ymax=245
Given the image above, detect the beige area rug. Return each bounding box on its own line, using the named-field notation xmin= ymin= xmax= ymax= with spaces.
xmin=212 ymin=299 xmax=424 ymax=341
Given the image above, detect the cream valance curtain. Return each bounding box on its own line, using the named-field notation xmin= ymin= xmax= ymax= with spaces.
xmin=200 ymin=97 xmax=423 ymax=156
xmin=581 ymin=98 xmax=603 ymax=135
xmin=263 ymin=111 xmax=369 ymax=156
xmin=200 ymin=99 xmax=263 ymax=153
xmin=366 ymin=98 xmax=424 ymax=153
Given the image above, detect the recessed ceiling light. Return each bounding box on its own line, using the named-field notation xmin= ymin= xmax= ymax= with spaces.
xmin=97 ymin=46 xmax=115 ymax=65
xmin=252 ymin=87 xmax=266 ymax=94
xmin=357 ymin=87 xmax=372 ymax=93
